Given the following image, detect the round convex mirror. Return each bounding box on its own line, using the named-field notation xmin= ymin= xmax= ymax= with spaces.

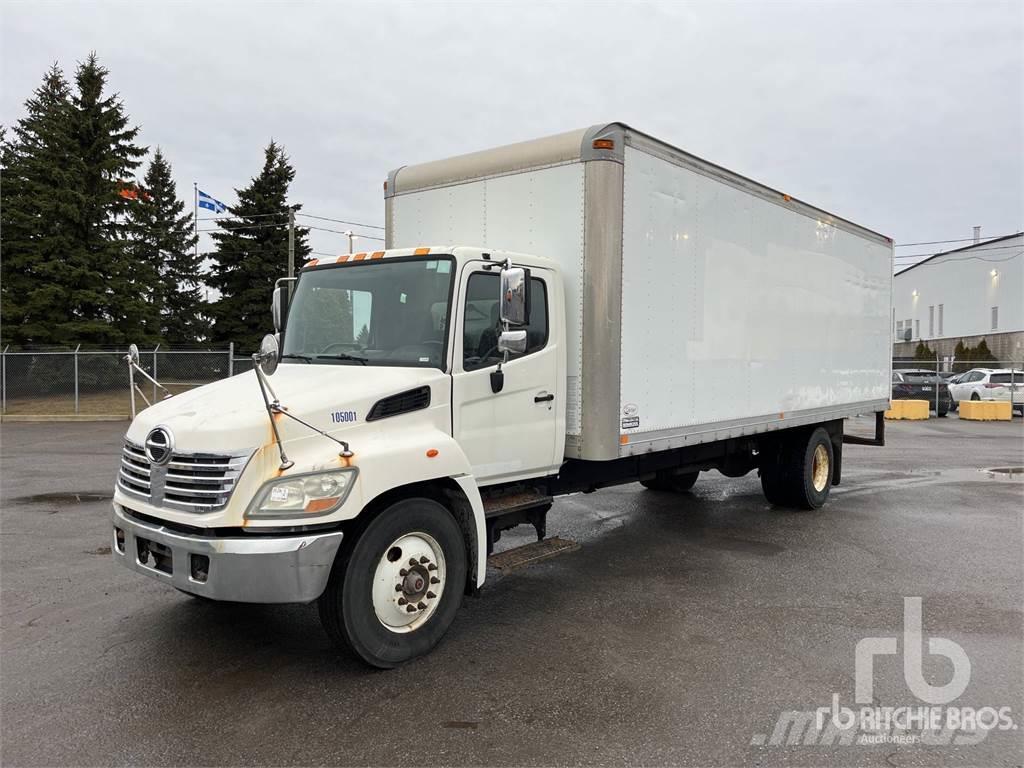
xmin=258 ymin=333 xmax=280 ymax=376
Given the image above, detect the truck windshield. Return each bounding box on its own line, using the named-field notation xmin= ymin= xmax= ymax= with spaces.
xmin=282 ymin=257 xmax=455 ymax=369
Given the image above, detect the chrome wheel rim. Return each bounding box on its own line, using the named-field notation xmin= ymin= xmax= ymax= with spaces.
xmin=811 ymin=444 xmax=830 ymax=493
xmin=371 ymin=532 xmax=446 ymax=633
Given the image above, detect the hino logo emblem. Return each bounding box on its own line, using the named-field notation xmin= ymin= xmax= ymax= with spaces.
xmin=145 ymin=426 xmax=174 ymax=465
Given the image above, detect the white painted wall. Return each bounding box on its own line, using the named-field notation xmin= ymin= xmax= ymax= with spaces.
xmin=893 ymin=234 xmax=1023 ymax=342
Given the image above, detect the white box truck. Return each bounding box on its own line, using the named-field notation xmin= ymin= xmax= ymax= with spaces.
xmin=112 ymin=123 xmax=893 ymax=667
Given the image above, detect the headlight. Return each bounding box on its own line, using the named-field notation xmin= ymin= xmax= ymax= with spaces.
xmin=246 ymin=469 xmax=357 ymax=519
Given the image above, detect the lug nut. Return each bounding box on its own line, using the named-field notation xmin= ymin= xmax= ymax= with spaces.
xmin=409 ymin=558 xmax=418 ymax=567
xmin=427 ymin=564 xmax=437 ymax=571
xmin=430 ymin=576 xmax=440 ymax=584
xmin=406 ymin=605 xmax=417 ymax=613
xmin=395 ymin=584 xmax=403 ymax=592
xmin=417 ymin=602 xmax=426 ymax=610
xmin=398 ymin=597 xmax=407 ymax=605
xmin=419 ymin=556 xmax=429 ymax=564
xmin=399 ymin=568 xmax=408 ymax=576
xmin=426 ymin=591 xmax=436 ymax=599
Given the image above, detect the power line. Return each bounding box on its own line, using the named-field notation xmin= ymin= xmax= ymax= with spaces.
xmin=296 ymin=213 xmax=385 ymax=230
xmin=895 ymin=233 xmax=1021 ymax=247
xmin=893 ymin=243 xmax=1023 ymax=260
xmin=305 ymin=224 xmax=385 ymax=242
xmin=895 ymin=250 xmax=1023 ymax=272
xmin=196 ymin=212 xmax=286 ymax=221
xmin=197 ymin=222 xmax=290 ymax=233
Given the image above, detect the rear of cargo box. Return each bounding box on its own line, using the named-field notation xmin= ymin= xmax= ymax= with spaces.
xmin=386 ymin=123 xmax=893 ymax=463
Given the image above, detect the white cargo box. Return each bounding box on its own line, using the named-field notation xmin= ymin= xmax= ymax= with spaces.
xmin=386 ymin=123 xmax=893 ymax=461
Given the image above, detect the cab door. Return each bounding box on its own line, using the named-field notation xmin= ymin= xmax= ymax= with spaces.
xmin=452 ymin=264 xmax=559 ymax=484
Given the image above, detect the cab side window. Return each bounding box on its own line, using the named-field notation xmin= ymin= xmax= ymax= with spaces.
xmin=463 ymin=272 xmax=548 ymax=370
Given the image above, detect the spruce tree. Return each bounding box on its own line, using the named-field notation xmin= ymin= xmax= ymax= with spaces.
xmin=66 ymin=52 xmax=148 ymax=344
xmin=208 ymin=141 xmax=310 ymax=352
xmin=126 ymin=149 xmax=203 ymax=344
xmin=0 ymin=65 xmax=83 ymax=345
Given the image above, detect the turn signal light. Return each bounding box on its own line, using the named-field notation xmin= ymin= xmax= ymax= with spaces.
xmin=593 ymin=139 xmax=615 ymax=150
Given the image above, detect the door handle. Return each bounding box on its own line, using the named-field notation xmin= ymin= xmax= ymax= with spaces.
xmin=534 ymin=393 xmax=555 ymax=403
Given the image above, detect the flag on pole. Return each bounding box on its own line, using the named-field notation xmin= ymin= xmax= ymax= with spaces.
xmin=197 ymin=189 xmax=227 ymax=213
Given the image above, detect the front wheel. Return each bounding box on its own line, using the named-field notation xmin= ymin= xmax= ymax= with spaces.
xmin=318 ymin=498 xmax=467 ymax=668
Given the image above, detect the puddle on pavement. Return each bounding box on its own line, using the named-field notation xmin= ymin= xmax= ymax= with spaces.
xmin=11 ymin=491 xmax=112 ymax=505
xmin=981 ymin=467 xmax=1024 ymax=480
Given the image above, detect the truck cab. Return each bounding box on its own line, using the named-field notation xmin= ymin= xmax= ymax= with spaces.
xmin=113 ymin=246 xmax=562 ymax=667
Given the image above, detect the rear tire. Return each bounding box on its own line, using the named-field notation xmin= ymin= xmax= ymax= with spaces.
xmin=641 ymin=470 xmax=699 ymax=493
xmin=760 ymin=428 xmax=834 ymax=510
xmin=318 ymin=498 xmax=467 ymax=668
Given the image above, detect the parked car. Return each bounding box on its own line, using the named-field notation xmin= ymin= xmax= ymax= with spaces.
xmin=948 ymin=368 xmax=1024 ymax=414
xmin=892 ymin=370 xmax=952 ymax=416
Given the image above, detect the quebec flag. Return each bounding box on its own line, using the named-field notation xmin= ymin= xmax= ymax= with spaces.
xmin=198 ymin=189 xmax=227 ymax=214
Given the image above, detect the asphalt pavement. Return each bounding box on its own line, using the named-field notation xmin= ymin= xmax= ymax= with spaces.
xmin=1 ymin=415 xmax=1022 ymax=767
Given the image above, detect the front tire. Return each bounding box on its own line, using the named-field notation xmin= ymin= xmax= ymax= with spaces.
xmin=318 ymin=498 xmax=467 ymax=668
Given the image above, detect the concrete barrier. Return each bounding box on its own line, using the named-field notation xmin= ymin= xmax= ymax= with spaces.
xmin=959 ymin=400 xmax=1012 ymax=421
xmin=884 ymin=400 xmax=929 ymax=420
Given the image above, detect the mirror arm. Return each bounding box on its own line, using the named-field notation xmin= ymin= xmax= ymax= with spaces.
xmin=253 ymin=358 xmax=293 ymax=470
xmin=268 ymin=406 xmax=353 ymax=459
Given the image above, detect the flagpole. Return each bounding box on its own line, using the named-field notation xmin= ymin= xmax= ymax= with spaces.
xmin=194 ymin=182 xmax=200 ymax=265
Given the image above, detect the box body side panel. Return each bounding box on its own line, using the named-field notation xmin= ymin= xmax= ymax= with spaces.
xmin=389 ymin=163 xmax=587 ymax=434
xmin=619 ymin=145 xmax=893 ymax=442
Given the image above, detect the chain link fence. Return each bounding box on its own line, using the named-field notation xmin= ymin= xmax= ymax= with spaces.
xmin=2 ymin=346 xmax=1020 ymax=418
xmin=891 ymin=357 xmax=1023 ymax=415
xmin=1 ymin=345 xmax=245 ymax=417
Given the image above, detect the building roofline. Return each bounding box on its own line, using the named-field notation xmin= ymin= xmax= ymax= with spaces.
xmin=895 ymin=232 xmax=1024 ymax=276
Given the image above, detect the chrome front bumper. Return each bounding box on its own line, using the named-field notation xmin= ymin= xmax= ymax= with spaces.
xmin=111 ymin=505 xmax=343 ymax=603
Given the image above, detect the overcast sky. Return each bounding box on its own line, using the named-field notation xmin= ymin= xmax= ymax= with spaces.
xmin=2 ymin=1 xmax=1022 ymax=269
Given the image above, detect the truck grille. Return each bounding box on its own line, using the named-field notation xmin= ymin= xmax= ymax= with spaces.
xmin=118 ymin=440 xmax=250 ymax=513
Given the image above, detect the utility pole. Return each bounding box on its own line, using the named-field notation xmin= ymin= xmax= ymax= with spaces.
xmin=287 ymin=206 xmax=296 ymax=279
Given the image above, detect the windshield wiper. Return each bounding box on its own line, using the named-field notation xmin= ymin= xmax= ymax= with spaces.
xmin=280 ymin=353 xmax=313 ymax=363
xmin=314 ymin=353 xmax=368 ymax=365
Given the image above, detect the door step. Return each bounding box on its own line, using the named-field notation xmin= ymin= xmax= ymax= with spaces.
xmin=487 ymin=537 xmax=580 ymax=572
xmin=482 ymin=490 xmax=553 ymax=518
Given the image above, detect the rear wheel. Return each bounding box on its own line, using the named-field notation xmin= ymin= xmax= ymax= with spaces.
xmin=760 ymin=427 xmax=834 ymax=510
xmin=641 ymin=470 xmax=699 ymax=493
xmin=318 ymin=498 xmax=467 ymax=668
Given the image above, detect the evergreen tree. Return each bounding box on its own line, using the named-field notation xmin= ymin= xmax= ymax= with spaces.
xmin=0 ymin=64 xmax=83 ymax=345
xmin=126 ymin=149 xmax=204 ymax=343
xmin=208 ymin=141 xmax=310 ymax=352
xmin=66 ymin=53 xmax=148 ymax=344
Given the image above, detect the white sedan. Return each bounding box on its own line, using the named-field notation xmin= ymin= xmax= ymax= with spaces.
xmin=948 ymin=368 xmax=1024 ymax=414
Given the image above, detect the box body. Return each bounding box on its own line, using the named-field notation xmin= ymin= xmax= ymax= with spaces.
xmin=387 ymin=124 xmax=893 ymax=461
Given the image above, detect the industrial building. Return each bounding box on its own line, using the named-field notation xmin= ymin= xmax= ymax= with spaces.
xmin=892 ymin=232 xmax=1023 ymax=362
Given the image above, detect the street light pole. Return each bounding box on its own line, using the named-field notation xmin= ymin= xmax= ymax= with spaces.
xmin=287 ymin=206 xmax=296 ymax=279
xmin=344 ymin=230 xmax=355 ymax=254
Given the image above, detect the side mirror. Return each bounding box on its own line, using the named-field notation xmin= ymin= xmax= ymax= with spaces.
xmin=272 ymin=285 xmax=288 ymax=333
xmin=498 ymin=329 xmax=527 ymax=355
xmin=499 ymin=266 xmax=530 ymax=326
xmin=256 ymin=333 xmax=280 ymax=376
